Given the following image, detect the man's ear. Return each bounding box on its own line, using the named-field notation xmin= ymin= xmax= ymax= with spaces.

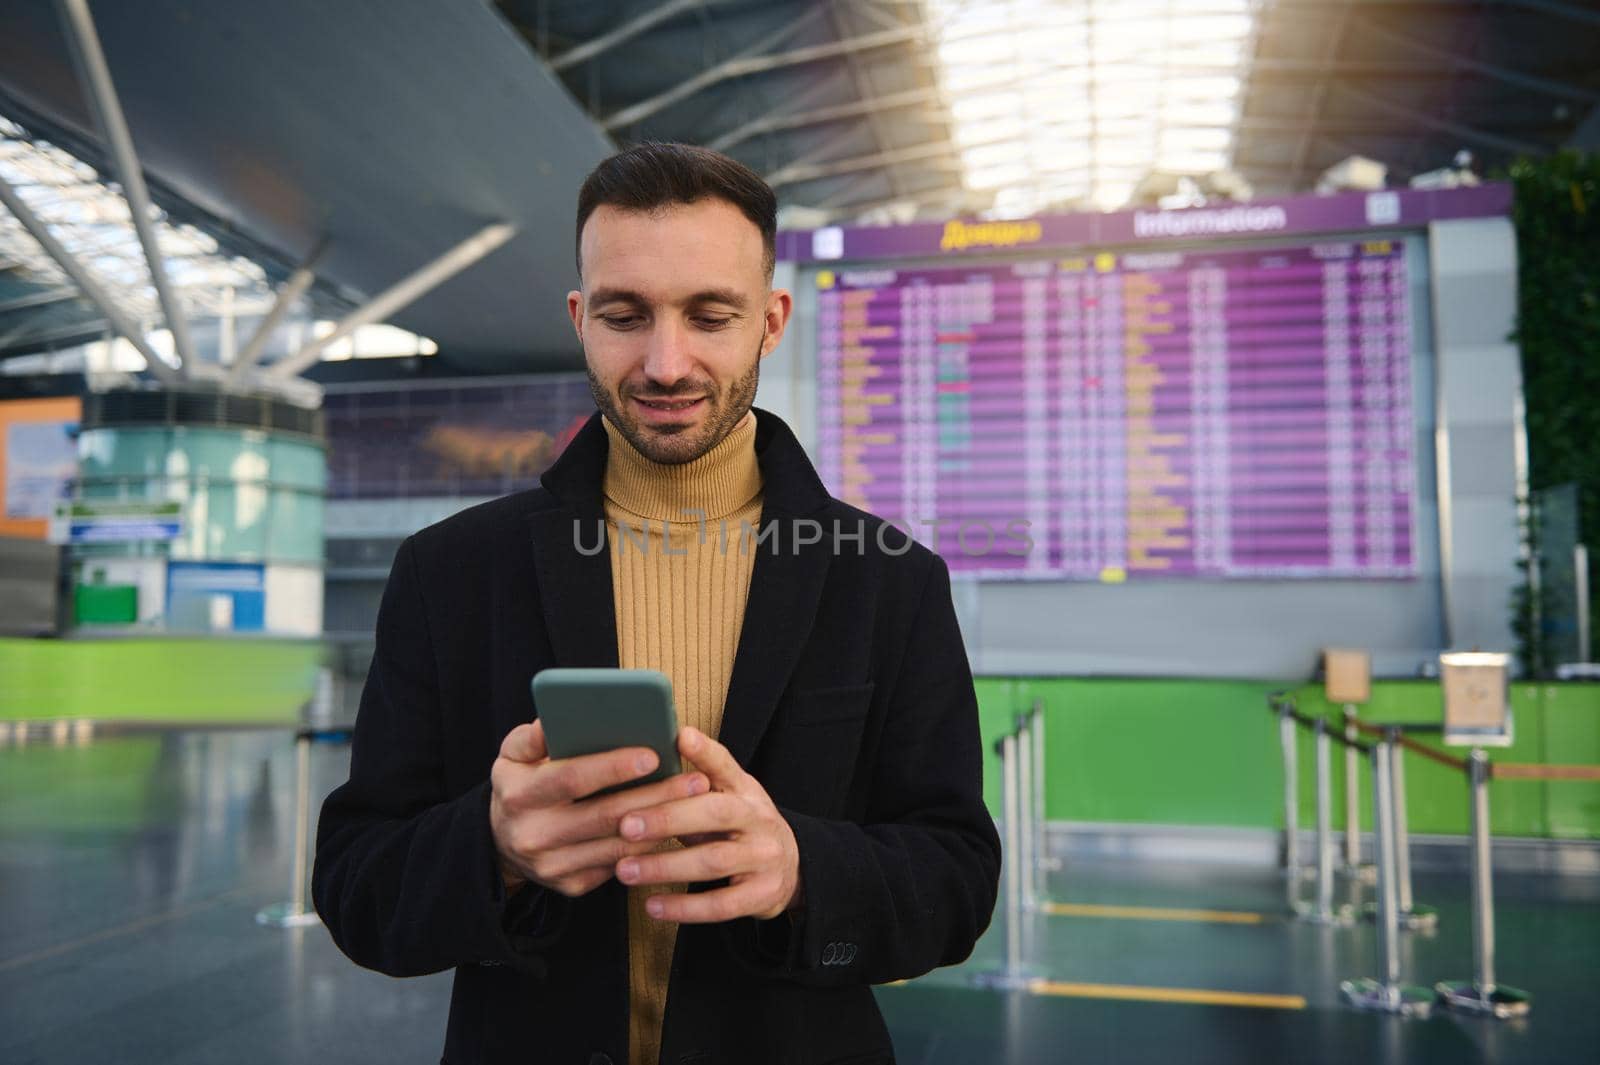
xmin=760 ymin=288 xmax=793 ymax=357
xmin=566 ymin=290 xmax=584 ymax=342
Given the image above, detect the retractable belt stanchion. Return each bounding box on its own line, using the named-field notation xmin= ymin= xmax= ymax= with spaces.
xmin=1385 ymin=728 xmax=1437 ymax=931
xmin=1278 ymin=697 xmax=1299 ymax=881
xmin=1030 ymin=700 xmax=1058 ymax=905
xmin=1436 ymin=750 xmax=1532 ymax=1018
xmin=1270 ymin=693 xmax=1314 ymax=903
xmin=1323 ymin=650 xmax=1376 ymax=884
xmin=1308 ymin=718 xmax=1354 ymax=925
xmin=1349 ymin=719 xmax=1445 ymax=932
xmin=1340 ymin=735 xmax=1434 ymax=1017
xmin=257 ymin=728 xmax=323 ymax=928
xmin=1016 ymin=714 xmax=1036 ymax=913
xmin=1342 ymin=705 xmax=1377 ymax=883
xmin=973 ymin=728 xmax=1033 ymax=990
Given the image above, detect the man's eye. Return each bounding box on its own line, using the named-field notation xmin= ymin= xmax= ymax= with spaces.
xmin=694 ymin=317 xmax=732 ymax=330
xmin=601 ymin=315 xmax=642 ymax=329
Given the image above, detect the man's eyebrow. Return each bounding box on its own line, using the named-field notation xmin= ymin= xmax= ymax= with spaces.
xmin=586 ymin=287 xmax=750 ymax=312
xmin=585 ymin=287 xmax=647 ymax=309
xmin=686 ymin=289 xmax=749 ymax=311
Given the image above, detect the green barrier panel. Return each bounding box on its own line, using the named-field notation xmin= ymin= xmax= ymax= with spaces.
xmin=0 ymin=638 xmax=320 ymax=724
xmin=976 ymin=676 xmax=1600 ymax=841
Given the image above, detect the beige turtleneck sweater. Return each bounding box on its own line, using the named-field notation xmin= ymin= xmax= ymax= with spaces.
xmin=600 ymin=409 xmax=764 ymax=1065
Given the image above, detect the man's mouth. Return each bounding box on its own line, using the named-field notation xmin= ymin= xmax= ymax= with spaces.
xmin=634 ymin=397 xmax=704 ymax=411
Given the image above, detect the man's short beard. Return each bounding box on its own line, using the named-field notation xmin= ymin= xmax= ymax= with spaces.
xmin=586 ymin=340 xmax=761 ymax=465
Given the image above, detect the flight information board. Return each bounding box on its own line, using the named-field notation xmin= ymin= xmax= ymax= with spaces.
xmin=814 ymin=239 xmax=1416 ymax=580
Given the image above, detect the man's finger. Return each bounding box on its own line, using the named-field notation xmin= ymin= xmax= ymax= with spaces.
xmin=538 ymin=771 xmax=709 ymax=849
xmin=617 ymin=838 xmax=749 ymax=887
xmin=678 ymin=727 xmax=748 ymax=792
xmin=617 ymin=791 xmax=747 ymax=844
xmin=643 ymin=877 xmax=772 ymax=924
xmin=499 ymin=720 xmax=548 ymax=764
xmin=527 ymin=834 xmax=662 ymax=882
xmin=527 ymin=745 xmax=661 ymax=805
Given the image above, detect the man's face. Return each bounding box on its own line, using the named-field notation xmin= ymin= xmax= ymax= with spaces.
xmin=568 ymin=198 xmax=792 ymax=465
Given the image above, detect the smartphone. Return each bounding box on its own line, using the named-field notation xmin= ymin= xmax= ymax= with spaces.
xmin=530 ymin=668 xmax=682 ymax=796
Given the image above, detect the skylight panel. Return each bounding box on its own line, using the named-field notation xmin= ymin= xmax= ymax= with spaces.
xmin=925 ymin=0 xmax=1260 ymax=215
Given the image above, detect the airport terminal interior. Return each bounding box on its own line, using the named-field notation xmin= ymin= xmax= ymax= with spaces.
xmin=1 ymin=1 xmax=1598 ymax=1063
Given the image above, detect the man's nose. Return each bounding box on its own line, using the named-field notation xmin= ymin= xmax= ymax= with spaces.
xmin=642 ymin=317 xmax=695 ymax=387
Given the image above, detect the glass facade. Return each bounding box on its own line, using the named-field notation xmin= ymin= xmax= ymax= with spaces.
xmin=75 ymin=425 xmax=325 ymax=565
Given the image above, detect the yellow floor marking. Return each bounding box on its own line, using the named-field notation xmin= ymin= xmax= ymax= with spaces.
xmin=1029 ymin=979 xmax=1306 ymax=1010
xmin=1043 ymin=902 xmax=1266 ymax=925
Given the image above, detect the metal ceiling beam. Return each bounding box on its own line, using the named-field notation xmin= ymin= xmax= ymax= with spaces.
xmin=767 ymin=140 xmax=963 ymax=188
xmin=269 ymin=222 xmax=515 ymax=380
xmin=0 ymin=167 xmax=180 ymax=383
xmin=0 ymin=315 xmax=108 ymax=354
xmin=228 ymin=237 xmax=327 ymax=384
xmin=1334 ymin=82 xmax=1545 ymax=156
xmin=603 ymin=15 xmax=924 ymax=131
xmin=1291 ymin=0 xmax=1357 ymax=191
xmin=821 ymin=184 xmax=979 ymax=224
xmin=825 ymin=1 xmax=907 ymax=200
xmin=711 ymin=75 xmax=839 ymax=154
xmin=711 ymin=87 xmax=943 ymax=151
xmin=549 ymin=0 xmax=703 ymax=72
xmin=1247 ymin=58 xmax=1581 ymax=76
xmin=54 ymin=0 xmax=197 ymax=377
xmin=0 ymin=286 xmax=78 ymax=313
xmin=1355 ymin=17 xmax=1600 ymax=104
xmin=1509 ymin=0 xmax=1600 ymax=28
xmin=1266 ymin=0 xmax=1600 ymax=24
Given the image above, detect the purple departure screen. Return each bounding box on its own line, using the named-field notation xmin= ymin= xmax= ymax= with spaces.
xmin=814 ymin=239 xmax=1416 ymax=580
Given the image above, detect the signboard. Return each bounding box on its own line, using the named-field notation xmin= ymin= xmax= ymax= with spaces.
xmin=815 ymin=239 xmax=1415 ymax=580
xmin=1440 ymin=652 xmax=1513 ymax=747
xmin=0 ymin=396 xmax=81 ymax=540
xmin=50 ymin=500 xmax=184 ymax=544
xmin=1324 ymin=648 xmax=1372 ymax=704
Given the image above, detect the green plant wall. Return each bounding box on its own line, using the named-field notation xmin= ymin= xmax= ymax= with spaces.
xmin=1508 ymin=151 xmax=1600 ymax=673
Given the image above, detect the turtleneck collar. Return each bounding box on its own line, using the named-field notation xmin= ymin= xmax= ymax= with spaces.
xmin=601 ymin=409 xmax=763 ymax=524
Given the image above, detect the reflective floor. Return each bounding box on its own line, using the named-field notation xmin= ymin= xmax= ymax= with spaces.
xmin=1 ymin=730 xmax=1596 ymax=1064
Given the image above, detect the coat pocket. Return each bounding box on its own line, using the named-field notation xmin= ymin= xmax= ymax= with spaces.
xmin=787 ymin=682 xmax=875 ymax=726
xmin=760 ymin=683 xmax=875 ymax=816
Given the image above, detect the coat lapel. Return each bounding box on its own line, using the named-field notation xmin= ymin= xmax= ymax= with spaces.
xmin=528 ymin=504 xmax=618 ymax=669
xmin=716 ymin=411 xmax=835 ymax=768
xmin=528 ymin=410 xmax=618 ymax=669
xmin=716 ymin=507 xmax=831 ymax=768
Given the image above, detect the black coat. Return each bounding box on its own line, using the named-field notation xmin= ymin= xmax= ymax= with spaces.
xmin=313 ymin=407 xmax=1001 ymax=1065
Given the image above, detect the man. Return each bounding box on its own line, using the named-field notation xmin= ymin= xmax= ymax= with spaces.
xmin=313 ymin=142 xmax=1000 ymax=1065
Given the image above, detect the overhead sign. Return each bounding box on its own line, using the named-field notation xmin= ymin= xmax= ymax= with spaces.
xmin=49 ymin=500 xmax=183 ymax=544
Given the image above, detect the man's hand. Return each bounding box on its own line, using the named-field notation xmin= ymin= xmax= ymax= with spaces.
xmin=612 ymin=726 xmax=803 ymax=923
xmin=490 ymin=720 xmax=709 ymax=898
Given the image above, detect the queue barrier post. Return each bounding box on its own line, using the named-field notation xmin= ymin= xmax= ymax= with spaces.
xmin=1016 ymin=713 xmax=1036 ymax=913
xmin=1030 ymin=700 xmax=1058 ymax=905
xmin=972 ymin=728 xmax=1035 ymax=990
xmin=256 ymin=728 xmax=322 ymax=928
xmin=255 ymin=725 xmax=354 ymax=929
xmin=1386 ymin=730 xmax=1437 ymax=931
xmin=1340 ymin=736 xmax=1434 ymax=1017
xmin=1308 ymin=718 xmax=1354 ymax=925
xmin=1342 ymin=704 xmax=1376 ymax=883
xmin=1436 ymin=750 xmax=1532 ymax=1019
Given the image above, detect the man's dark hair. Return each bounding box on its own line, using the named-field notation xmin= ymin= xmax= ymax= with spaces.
xmin=575 ymin=142 xmax=778 ymax=281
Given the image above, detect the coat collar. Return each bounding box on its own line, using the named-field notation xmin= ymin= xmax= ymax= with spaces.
xmin=527 ymin=406 xmax=835 ymax=767
xmin=535 ymin=405 xmax=832 ymax=522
